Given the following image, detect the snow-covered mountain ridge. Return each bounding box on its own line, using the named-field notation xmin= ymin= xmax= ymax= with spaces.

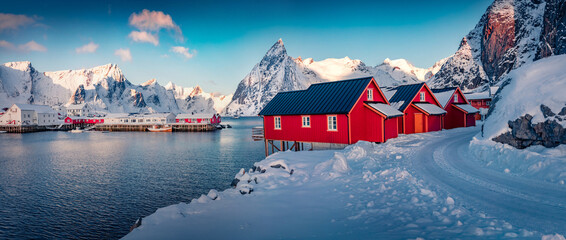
xmin=0 ymin=61 xmax=231 ymax=114
xmin=223 ymin=39 xmax=445 ymax=116
xmin=429 ymin=0 xmax=566 ymax=91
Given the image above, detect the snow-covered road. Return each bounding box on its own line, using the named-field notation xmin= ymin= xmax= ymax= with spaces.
xmin=408 ymin=128 xmax=566 ymax=234
xmin=125 ymin=126 xmax=566 ymax=239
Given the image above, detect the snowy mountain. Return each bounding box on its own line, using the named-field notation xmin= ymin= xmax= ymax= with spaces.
xmin=429 ymin=0 xmax=566 ymax=91
xmin=165 ymin=82 xmax=232 ymax=114
xmin=0 ymin=62 xmax=230 ymax=114
xmin=223 ymin=39 xmax=442 ymax=116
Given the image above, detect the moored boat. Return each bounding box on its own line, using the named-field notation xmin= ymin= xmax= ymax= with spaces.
xmin=70 ymin=127 xmax=83 ymax=133
xmin=147 ymin=125 xmax=172 ymax=132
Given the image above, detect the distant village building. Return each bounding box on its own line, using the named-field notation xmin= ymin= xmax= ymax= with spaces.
xmin=432 ymin=87 xmax=478 ymax=129
xmin=103 ymin=113 xmax=176 ymax=125
xmin=464 ymin=87 xmax=498 ymax=120
xmin=176 ymin=113 xmax=220 ymax=124
xmin=384 ymin=83 xmax=446 ymax=134
xmin=0 ymin=103 xmax=58 ymax=126
xmin=67 ymin=103 xmax=92 ymax=117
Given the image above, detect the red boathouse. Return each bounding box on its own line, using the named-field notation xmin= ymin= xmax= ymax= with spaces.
xmin=258 ymin=77 xmax=403 ymax=154
xmin=383 ymin=83 xmax=446 ymax=134
xmin=431 ymin=87 xmax=478 ymax=129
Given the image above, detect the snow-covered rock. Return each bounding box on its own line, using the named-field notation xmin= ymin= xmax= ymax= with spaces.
xmin=0 ymin=62 xmax=230 ymax=114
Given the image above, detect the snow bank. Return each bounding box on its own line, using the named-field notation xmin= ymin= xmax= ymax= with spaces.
xmin=470 ymin=137 xmax=566 ymax=184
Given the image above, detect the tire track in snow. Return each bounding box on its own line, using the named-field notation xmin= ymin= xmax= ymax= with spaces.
xmin=409 ymin=128 xmax=566 ymax=234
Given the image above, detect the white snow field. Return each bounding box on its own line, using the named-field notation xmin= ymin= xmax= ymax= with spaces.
xmin=123 ymin=126 xmax=566 ymax=240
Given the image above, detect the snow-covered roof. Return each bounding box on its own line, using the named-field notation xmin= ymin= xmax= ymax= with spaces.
xmin=104 ymin=113 xmax=130 ymax=119
xmin=177 ymin=113 xmax=215 ymax=119
xmin=133 ymin=113 xmax=175 ymax=118
xmin=14 ymin=103 xmax=57 ymax=114
xmin=453 ymin=104 xmax=479 ymax=114
xmin=413 ymin=103 xmax=446 ymax=115
xmin=67 ymin=103 xmax=87 ymax=110
xmin=431 ymin=89 xmax=456 ymax=108
xmin=464 ymin=91 xmax=490 ymax=100
xmin=381 ymin=88 xmax=397 ymax=101
xmin=366 ymin=103 xmax=404 ymax=118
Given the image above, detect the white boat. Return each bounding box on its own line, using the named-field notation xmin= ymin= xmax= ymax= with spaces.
xmin=147 ymin=125 xmax=172 ymax=132
xmin=0 ymin=131 xmax=7 ymax=133
xmin=70 ymin=127 xmax=83 ymax=133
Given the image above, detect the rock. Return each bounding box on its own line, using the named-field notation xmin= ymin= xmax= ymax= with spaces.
xmin=540 ymin=104 xmax=555 ymax=118
xmin=129 ymin=217 xmax=142 ymax=232
xmin=494 ymin=113 xmax=566 ymax=149
xmin=509 ymin=114 xmax=538 ymax=140
xmin=271 ymin=164 xmax=285 ymax=169
xmin=558 ymin=106 xmax=566 ymax=116
xmin=533 ymin=120 xmax=564 ymax=147
xmin=230 ymin=179 xmax=240 ymax=188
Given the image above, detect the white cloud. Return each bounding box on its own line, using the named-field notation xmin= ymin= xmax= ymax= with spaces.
xmin=0 ymin=40 xmax=15 ymax=49
xmin=0 ymin=13 xmax=37 ymax=32
xmin=171 ymin=46 xmax=196 ymax=59
xmin=75 ymin=42 xmax=99 ymax=54
xmin=0 ymin=40 xmax=47 ymax=52
xmin=18 ymin=40 xmax=47 ymax=52
xmin=128 ymin=9 xmax=184 ymax=42
xmin=128 ymin=31 xmax=159 ymax=46
xmin=114 ymin=48 xmax=132 ymax=62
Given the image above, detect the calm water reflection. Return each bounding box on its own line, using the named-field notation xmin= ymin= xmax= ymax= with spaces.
xmin=0 ymin=117 xmax=265 ymax=239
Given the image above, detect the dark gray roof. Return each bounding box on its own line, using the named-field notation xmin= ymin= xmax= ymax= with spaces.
xmin=431 ymin=87 xmax=458 ymax=94
xmin=259 ymin=77 xmax=373 ymax=116
xmin=386 ymin=83 xmax=425 ymax=112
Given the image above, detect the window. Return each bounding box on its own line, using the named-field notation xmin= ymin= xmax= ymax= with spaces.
xmin=274 ymin=116 xmax=281 ymax=129
xmin=302 ymin=116 xmax=310 ymax=127
xmin=367 ymin=89 xmax=373 ymax=101
xmin=327 ymin=115 xmax=337 ymax=131
xmin=454 ymin=94 xmax=458 ymax=102
xmin=420 ymin=92 xmax=425 ymax=102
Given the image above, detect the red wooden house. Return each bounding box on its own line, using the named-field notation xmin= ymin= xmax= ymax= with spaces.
xmin=432 ymin=87 xmax=478 ymax=129
xmin=258 ymin=77 xmax=403 ymax=149
xmin=383 ymin=83 xmax=446 ymax=134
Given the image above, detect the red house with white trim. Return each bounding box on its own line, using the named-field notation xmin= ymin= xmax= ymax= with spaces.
xmin=258 ymin=77 xmax=403 ymax=146
xmin=432 ymin=87 xmax=478 ymax=129
xmin=383 ymin=83 xmax=446 ymax=134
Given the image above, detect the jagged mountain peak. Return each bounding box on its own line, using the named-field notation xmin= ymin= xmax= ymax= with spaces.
xmin=191 ymin=85 xmax=203 ymax=96
xmin=141 ymin=78 xmax=157 ymax=86
xmin=264 ymin=39 xmax=287 ymax=58
xmin=3 ymin=61 xmax=34 ymax=72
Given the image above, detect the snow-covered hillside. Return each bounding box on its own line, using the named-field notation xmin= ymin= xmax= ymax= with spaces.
xmin=0 ymin=62 xmax=230 ymax=114
xmin=469 ymin=55 xmax=566 ymax=182
xmin=223 ymin=39 xmax=443 ymax=116
xmin=428 ymin=0 xmax=566 ymax=91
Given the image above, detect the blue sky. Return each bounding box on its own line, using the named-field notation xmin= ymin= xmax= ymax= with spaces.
xmin=0 ymin=0 xmax=492 ymax=95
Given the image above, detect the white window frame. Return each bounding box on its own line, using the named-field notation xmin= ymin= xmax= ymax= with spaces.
xmin=274 ymin=116 xmax=281 ymax=130
xmin=420 ymin=92 xmax=425 ymax=102
xmin=302 ymin=115 xmax=310 ymax=128
xmin=367 ymin=88 xmax=373 ymax=101
xmin=327 ymin=115 xmax=337 ymax=131
xmin=454 ymin=94 xmax=458 ymax=102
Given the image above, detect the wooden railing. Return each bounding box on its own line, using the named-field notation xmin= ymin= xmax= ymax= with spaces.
xmin=252 ymin=127 xmax=264 ymax=141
